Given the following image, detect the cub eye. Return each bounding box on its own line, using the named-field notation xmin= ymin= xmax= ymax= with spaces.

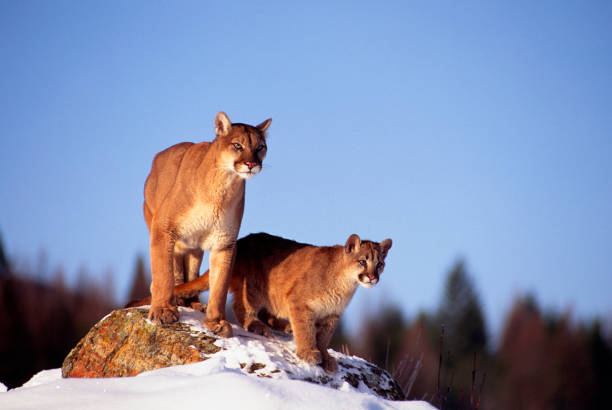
xmin=256 ymin=144 xmax=265 ymax=152
xmin=232 ymin=142 xmax=243 ymax=150
xmin=359 ymin=260 xmax=367 ymax=267
xmin=376 ymin=262 xmax=384 ymax=269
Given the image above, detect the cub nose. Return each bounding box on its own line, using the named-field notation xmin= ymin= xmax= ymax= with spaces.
xmin=368 ymin=275 xmax=376 ymax=281
xmin=245 ymin=161 xmax=257 ymax=169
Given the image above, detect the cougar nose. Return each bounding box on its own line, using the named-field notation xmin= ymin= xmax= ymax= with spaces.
xmin=245 ymin=161 xmax=256 ymax=169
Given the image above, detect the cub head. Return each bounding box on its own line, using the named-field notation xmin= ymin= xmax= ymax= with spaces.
xmin=344 ymin=234 xmax=392 ymax=288
xmin=214 ymin=111 xmax=272 ymax=179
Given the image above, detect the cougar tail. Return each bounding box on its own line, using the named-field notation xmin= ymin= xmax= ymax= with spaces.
xmin=124 ymin=270 xmax=211 ymax=308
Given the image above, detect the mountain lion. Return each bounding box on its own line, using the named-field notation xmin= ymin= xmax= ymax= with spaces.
xmin=143 ymin=112 xmax=271 ymax=337
xmin=128 ymin=232 xmax=392 ymax=373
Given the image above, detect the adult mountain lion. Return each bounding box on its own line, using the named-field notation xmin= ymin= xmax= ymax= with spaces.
xmin=128 ymin=232 xmax=392 ymax=373
xmin=143 ymin=112 xmax=271 ymax=337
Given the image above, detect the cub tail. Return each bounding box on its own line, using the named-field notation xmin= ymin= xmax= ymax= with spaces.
xmin=124 ymin=270 xmax=211 ymax=308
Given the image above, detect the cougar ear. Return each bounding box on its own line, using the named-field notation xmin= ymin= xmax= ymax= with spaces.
xmin=379 ymin=238 xmax=393 ymax=258
xmin=256 ymin=118 xmax=272 ymax=135
xmin=214 ymin=112 xmax=232 ymax=137
xmin=345 ymin=234 xmax=361 ymax=254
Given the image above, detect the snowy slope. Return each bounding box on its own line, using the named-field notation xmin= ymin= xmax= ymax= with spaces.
xmin=1 ymin=308 xmax=436 ymax=410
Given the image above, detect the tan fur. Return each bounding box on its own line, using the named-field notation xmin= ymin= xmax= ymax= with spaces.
xmin=128 ymin=232 xmax=392 ymax=373
xmin=143 ymin=112 xmax=271 ymax=336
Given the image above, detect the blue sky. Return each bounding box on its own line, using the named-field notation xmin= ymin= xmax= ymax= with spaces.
xmin=1 ymin=1 xmax=611 ymax=337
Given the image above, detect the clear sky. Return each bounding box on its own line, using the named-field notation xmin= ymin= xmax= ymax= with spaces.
xmin=1 ymin=1 xmax=611 ymax=338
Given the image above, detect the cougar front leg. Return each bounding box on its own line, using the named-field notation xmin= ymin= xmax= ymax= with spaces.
xmin=317 ymin=315 xmax=340 ymax=374
xmin=204 ymin=244 xmax=235 ymax=337
xmin=149 ymin=228 xmax=179 ymax=324
xmin=289 ymin=305 xmax=321 ymax=365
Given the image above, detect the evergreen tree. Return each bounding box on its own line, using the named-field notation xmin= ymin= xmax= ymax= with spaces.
xmin=587 ymin=320 xmax=612 ymax=410
xmin=432 ymin=260 xmax=489 ymax=409
xmin=128 ymin=255 xmax=150 ymax=302
xmin=0 ymin=232 xmax=9 ymax=278
xmin=437 ymin=260 xmax=487 ymax=357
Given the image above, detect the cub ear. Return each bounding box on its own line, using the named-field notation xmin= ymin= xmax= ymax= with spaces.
xmin=256 ymin=118 xmax=272 ymax=135
xmin=379 ymin=238 xmax=393 ymax=258
xmin=345 ymin=234 xmax=361 ymax=254
xmin=214 ymin=111 xmax=232 ymax=137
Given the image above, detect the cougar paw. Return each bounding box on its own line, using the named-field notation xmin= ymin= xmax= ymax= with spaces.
xmin=246 ymin=320 xmax=271 ymax=337
xmin=205 ymin=319 xmax=233 ymax=338
xmin=148 ymin=305 xmax=179 ymax=324
xmin=321 ymin=355 xmax=338 ymax=374
xmin=297 ymin=349 xmax=322 ymax=365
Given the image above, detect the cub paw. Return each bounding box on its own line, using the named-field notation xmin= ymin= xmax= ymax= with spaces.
xmin=297 ymin=349 xmax=322 ymax=365
xmin=321 ymin=355 xmax=338 ymax=374
xmin=246 ymin=320 xmax=271 ymax=337
xmin=205 ymin=319 xmax=233 ymax=338
xmin=175 ymin=296 xmax=189 ymax=307
xmin=189 ymin=302 xmax=207 ymax=313
xmin=267 ymin=317 xmax=292 ymax=334
xmin=148 ymin=304 xmax=179 ymax=324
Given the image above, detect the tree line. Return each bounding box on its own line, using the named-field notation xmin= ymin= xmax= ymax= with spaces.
xmin=1 ymin=233 xmax=610 ymax=408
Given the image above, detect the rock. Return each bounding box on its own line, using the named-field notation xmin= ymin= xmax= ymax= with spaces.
xmin=62 ymin=307 xmax=405 ymax=401
xmin=61 ymin=308 xmax=220 ymax=377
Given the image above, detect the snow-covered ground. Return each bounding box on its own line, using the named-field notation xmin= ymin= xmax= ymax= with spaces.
xmin=1 ymin=308 xmax=436 ymax=410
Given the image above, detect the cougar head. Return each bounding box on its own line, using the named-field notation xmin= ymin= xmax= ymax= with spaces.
xmin=344 ymin=234 xmax=393 ymax=288
xmin=214 ymin=111 xmax=272 ymax=179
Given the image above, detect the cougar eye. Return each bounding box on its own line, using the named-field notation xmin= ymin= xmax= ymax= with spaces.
xmin=232 ymin=142 xmax=243 ymax=150
xmin=359 ymin=260 xmax=367 ymax=267
xmin=255 ymin=144 xmax=265 ymax=152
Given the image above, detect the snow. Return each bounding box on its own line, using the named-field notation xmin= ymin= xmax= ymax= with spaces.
xmin=1 ymin=308 xmax=436 ymax=410
xmin=2 ymin=368 xmax=435 ymax=410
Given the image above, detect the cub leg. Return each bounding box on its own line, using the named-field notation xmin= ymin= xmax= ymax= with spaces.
xmin=149 ymin=227 xmax=179 ymax=324
xmin=230 ymin=279 xmax=250 ymax=330
xmin=316 ymin=315 xmax=340 ymax=374
xmin=240 ymin=285 xmax=270 ymax=337
xmin=230 ymin=278 xmax=268 ymax=336
xmin=232 ymin=293 xmax=246 ymax=329
xmin=289 ymin=305 xmax=321 ymax=365
xmin=204 ymin=245 xmax=235 ymax=337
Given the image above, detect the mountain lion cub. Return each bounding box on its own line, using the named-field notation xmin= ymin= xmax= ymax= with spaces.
xmin=143 ymin=112 xmax=271 ymax=337
xmin=128 ymin=232 xmax=392 ymax=373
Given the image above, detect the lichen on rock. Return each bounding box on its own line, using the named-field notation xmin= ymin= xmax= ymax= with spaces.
xmin=62 ymin=308 xmax=220 ymax=378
